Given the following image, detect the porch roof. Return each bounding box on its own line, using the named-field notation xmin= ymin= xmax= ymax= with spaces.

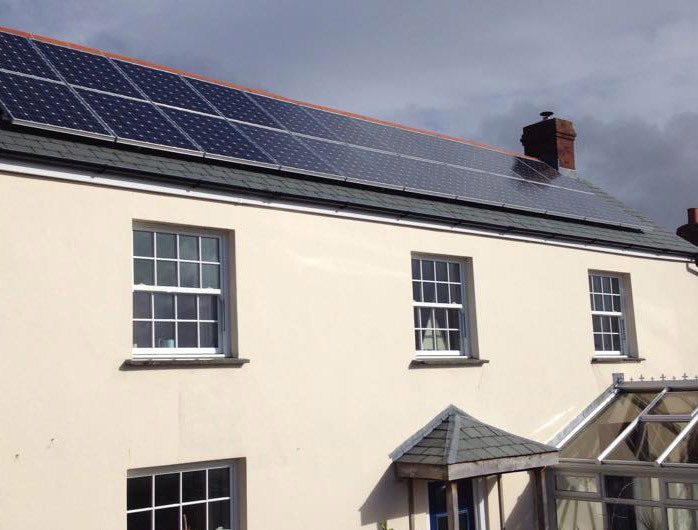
xmin=390 ymin=405 xmax=558 ymax=481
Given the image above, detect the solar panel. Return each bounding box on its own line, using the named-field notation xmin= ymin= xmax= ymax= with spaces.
xmin=302 ymin=106 xmax=389 ymax=150
xmin=0 ymin=71 xmax=111 ymax=138
xmin=115 ymin=60 xmax=213 ymax=114
xmin=247 ymin=94 xmax=339 ymax=141
xmin=235 ymin=122 xmax=338 ymax=176
xmin=78 ymin=89 xmax=198 ymax=152
xmin=0 ymin=32 xmax=58 ymax=80
xmin=162 ymin=107 xmax=276 ymax=166
xmin=186 ymin=78 xmax=280 ymax=128
xmin=36 ymin=41 xmax=141 ymax=98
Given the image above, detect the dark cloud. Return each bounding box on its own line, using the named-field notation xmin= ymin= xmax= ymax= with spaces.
xmin=2 ymin=0 xmax=697 ymax=228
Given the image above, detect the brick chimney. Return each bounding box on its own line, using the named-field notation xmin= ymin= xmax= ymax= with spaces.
xmin=677 ymin=208 xmax=698 ymax=246
xmin=520 ymin=112 xmax=577 ymax=171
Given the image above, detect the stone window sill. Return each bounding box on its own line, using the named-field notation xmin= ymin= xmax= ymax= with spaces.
xmin=120 ymin=358 xmax=250 ymax=370
xmin=409 ymin=357 xmax=489 ymax=368
xmin=590 ymin=356 xmax=645 ymax=364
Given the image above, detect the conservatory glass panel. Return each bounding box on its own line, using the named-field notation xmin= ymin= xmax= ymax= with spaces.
xmin=556 ymin=475 xmax=598 ymax=493
xmin=561 ymin=392 xmax=656 ymax=459
xmin=556 ymin=499 xmax=604 ymax=530
xmin=607 ymin=421 xmax=686 ymax=462
xmin=647 ymin=391 xmax=698 ymax=416
xmin=666 ymin=426 xmax=698 ymax=464
xmin=667 ymin=508 xmax=698 ymax=530
xmin=607 ymin=504 xmax=663 ymax=530
xmin=605 ymin=475 xmax=660 ymax=501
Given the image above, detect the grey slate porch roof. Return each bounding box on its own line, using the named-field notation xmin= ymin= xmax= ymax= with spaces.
xmin=391 ymin=405 xmax=558 ymax=480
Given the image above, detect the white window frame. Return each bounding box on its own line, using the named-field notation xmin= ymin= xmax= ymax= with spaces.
xmin=412 ymin=254 xmax=470 ymax=358
xmin=132 ymin=223 xmax=229 ymax=359
xmin=589 ymin=272 xmax=628 ymax=357
xmin=127 ymin=459 xmax=238 ymax=530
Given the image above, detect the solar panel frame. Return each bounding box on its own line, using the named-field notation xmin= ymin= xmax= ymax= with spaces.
xmin=162 ymin=106 xmax=278 ymax=169
xmin=0 ymin=32 xmax=59 ymax=80
xmin=34 ymin=41 xmax=142 ymax=98
xmin=77 ymin=88 xmax=201 ymax=154
xmin=114 ymin=60 xmax=215 ymax=114
xmin=0 ymin=70 xmax=114 ymax=140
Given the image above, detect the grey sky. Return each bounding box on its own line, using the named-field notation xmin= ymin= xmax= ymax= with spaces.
xmin=3 ymin=0 xmax=697 ymax=229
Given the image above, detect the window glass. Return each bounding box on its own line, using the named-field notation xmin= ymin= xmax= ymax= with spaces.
xmin=667 ymin=482 xmax=698 ymax=500
xmin=560 ymin=392 xmax=656 ymax=459
xmin=607 ymin=504 xmax=662 ymax=530
xmin=589 ymin=273 xmax=625 ymax=354
xmin=412 ymin=256 xmax=467 ymax=356
xmin=556 ymin=499 xmax=604 ymax=530
xmin=607 ymin=421 xmax=686 ymax=462
xmin=427 ymin=480 xmax=475 ymax=530
xmin=647 ymin=392 xmax=698 ymax=416
xmin=666 ymin=426 xmax=698 ymax=464
xmin=605 ymin=476 xmax=660 ymax=501
xmin=555 ymin=475 xmax=598 ymax=493
xmin=668 ymin=508 xmax=698 ymax=530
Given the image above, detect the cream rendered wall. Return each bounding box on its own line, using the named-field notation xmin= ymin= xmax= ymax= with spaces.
xmin=0 ymin=168 xmax=697 ymax=530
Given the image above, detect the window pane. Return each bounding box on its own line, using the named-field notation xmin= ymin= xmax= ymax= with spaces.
xmin=435 ymin=261 xmax=448 ymax=281
xmin=156 ymin=233 xmax=176 ymax=259
xmin=202 ymin=264 xmax=220 ymax=289
xmin=603 ymin=295 xmax=613 ymax=312
xmin=592 ymin=275 xmax=602 ymax=292
xmin=602 ymin=276 xmax=611 ymax=292
xmin=177 ymin=295 xmax=197 ymax=320
xmin=154 ymin=473 xmax=180 ymax=506
xmin=593 ymin=334 xmax=603 ymax=351
xmin=436 ymin=283 xmax=449 ymax=303
xmin=448 ymin=263 xmax=460 ymax=282
xmin=411 ymin=259 xmax=421 ymax=280
xmin=133 ymin=322 xmax=152 ymax=348
xmin=180 ymin=262 xmax=200 ymax=288
xmin=153 ymin=294 xmax=174 ymax=319
xmin=448 ymin=331 xmax=461 ymax=351
xmin=612 ymin=296 xmax=622 ymax=312
xmin=156 ymin=261 xmax=177 ymax=287
xmin=128 ymin=476 xmax=152 ymax=510
xmin=667 ymin=508 xmax=697 ymax=530
xmin=200 ymin=323 xmax=218 ymax=348
xmin=421 ymin=329 xmax=435 ymax=350
xmin=592 ymin=315 xmax=602 ymax=332
xmin=414 ymin=331 xmax=420 ymax=350
xmin=422 ymin=260 xmax=434 ymax=281
xmin=133 ymin=292 xmax=151 ymax=319
xmin=605 ymin=475 xmax=660 ymax=501
xmin=208 ymin=500 xmax=230 ymax=530
xmin=434 ymin=329 xmax=448 ymax=350
xmin=556 ymin=499 xmax=603 ymax=530
xmin=560 ymin=392 xmax=656 ymax=459
xmin=128 ymin=511 xmax=152 ymax=530
xmin=607 ymin=421 xmax=686 ymax=462
xmin=179 ymin=235 xmax=199 ymax=260
xmin=611 ymin=335 xmax=621 ymax=351
xmin=450 ymin=284 xmax=462 ymax=304
xmin=199 ymin=296 xmax=218 ymax=320
xmin=182 ymin=503 xmax=206 ymax=530
xmin=422 ymin=282 xmax=435 ymax=303
xmin=208 ymin=467 xmax=231 ymax=498
xmin=593 ymin=294 xmax=603 ymax=311
xmin=413 ymin=308 xmax=420 ymax=328
xmin=434 ymin=308 xmax=447 ymax=329
xmin=447 ymin=309 xmax=461 ymax=330
xmin=608 ymin=504 xmax=662 ymax=530
xmin=134 ymin=259 xmax=154 ymax=285
xmin=154 ymin=507 xmax=179 ymax=530
xmin=201 ymin=237 xmax=219 ymax=262
xmin=420 ymin=308 xmax=433 ymax=328
xmin=666 ymin=426 xmax=698 ymax=464
xmin=555 ymin=475 xmax=597 ymax=493
xmin=668 ymin=482 xmax=694 ymax=500
xmin=178 ymin=323 xmax=198 ymax=348
xmin=412 ymin=281 xmax=422 ymax=302
xmin=648 ymin=392 xmax=698 ymax=416
xmin=611 ymin=277 xmax=621 ymax=294
xmin=133 ymin=231 xmax=154 ymax=257
xmin=154 ymin=322 xmax=175 ymax=348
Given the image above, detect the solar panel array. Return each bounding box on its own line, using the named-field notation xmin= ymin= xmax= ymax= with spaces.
xmin=0 ymin=30 xmax=647 ymax=229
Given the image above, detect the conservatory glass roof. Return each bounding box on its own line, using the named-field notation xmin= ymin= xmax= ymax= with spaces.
xmin=557 ymin=386 xmax=698 ymax=466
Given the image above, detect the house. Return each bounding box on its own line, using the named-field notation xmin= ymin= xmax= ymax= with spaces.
xmin=0 ymin=25 xmax=697 ymax=530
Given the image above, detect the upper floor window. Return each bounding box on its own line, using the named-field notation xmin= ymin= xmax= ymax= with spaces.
xmin=132 ymin=226 xmax=226 ymax=357
xmin=589 ymin=273 xmax=626 ymax=355
xmin=412 ymin=256 xmax=468 ymax=357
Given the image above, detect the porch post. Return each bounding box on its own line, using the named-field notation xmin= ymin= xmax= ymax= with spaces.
xmin=530 ymin=469 xmax=545 ymax=530
xmin=408 ymin=479 xmax=415 ymax=530
xmin=446 ymin=481 xmax=460 ymax=530
xmin=497 ymin=474 xmax=505 ymax=530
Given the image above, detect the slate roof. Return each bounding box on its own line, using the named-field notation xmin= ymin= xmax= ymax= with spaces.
xmin=0 ymin=126 xmax=695 ymax=257
xmin=390 ymin=405 xmax=557 ymax=466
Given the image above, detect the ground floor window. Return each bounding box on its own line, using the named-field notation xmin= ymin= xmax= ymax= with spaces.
xmin=428 ymin=479 xmax=476 ymax=530
xmin=552 ymin=469 xmax=698 ymax=530
xmin=127 ymin=461 xmax=236 ymax=530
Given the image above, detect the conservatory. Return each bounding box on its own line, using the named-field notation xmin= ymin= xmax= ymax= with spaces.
xmin=551 ymin=377 xmax=698 ymax=530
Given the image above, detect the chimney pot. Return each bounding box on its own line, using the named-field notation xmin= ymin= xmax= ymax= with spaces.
xmin=688 ymin=208 xmax=698 ymax=225
xmin=520 ymin=114 xmax=577 ymax=170
xmin=677 ymin=208 xmax=698 ymax=247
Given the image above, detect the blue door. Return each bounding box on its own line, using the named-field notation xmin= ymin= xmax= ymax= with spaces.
xmin=428 ymin=479 xmax=476 ymax=530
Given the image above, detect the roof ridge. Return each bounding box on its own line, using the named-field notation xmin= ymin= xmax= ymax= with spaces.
xmin=0 ymin=25 xmax=536 ymax=162
xmin=446 ymin=412 xmax=462 ymax=465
